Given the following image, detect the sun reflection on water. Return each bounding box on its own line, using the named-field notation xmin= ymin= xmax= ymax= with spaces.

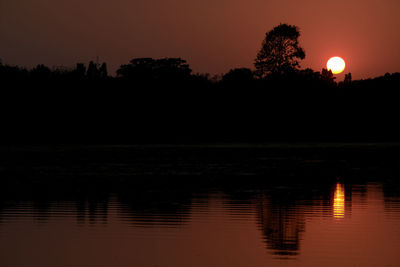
xmin=333 ymin=183 xmax=345 ymax=219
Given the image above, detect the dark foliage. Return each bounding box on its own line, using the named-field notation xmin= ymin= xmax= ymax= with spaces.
xmin=117 ymin=57 xmax=192 ymax=84
xmin=255 ymin=24 xmax=306 ymax=77
xmin=0 ymin=54 xmax=399 ymax=144
xmin=221 ymin=68 xmax=255 ymax=86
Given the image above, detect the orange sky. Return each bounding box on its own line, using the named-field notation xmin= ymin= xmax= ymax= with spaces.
xmin=1 ymin=0 xmax=399 ymax=79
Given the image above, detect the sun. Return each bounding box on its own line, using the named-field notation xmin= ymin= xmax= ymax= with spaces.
xmin=327 ymin=57 xmax=345 ymax=74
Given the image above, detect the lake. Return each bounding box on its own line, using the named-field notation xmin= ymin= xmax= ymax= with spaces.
xmin=1 ymin=144 xmax=400 ymax=267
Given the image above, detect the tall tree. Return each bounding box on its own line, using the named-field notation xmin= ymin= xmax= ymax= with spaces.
xmin=255 ymin=24 xmax=305 ymax=77
xmin=320 ymin=68 xmax=336 ymax=85
xmin=344 ymin=73 xmax=352 ymax=84
xmin=87 ymin=61 xmax=99 ymax=79
xmin=99 ymin=63 xmax=108 ymax=78
xmin=75 ymin=63 xmax=87 ymax=79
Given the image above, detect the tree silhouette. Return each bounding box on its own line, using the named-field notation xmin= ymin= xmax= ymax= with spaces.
xmin=320 ymin=68 xmax=336 ymax=85
xmin=99 ymin=63 xmax=108 ymax=78
xmin=255 ymin=24 xmax=305 ymax=77
xmin=30 ymin=64 xmax=52 ymax=80
xmin=222 ymin=68 xmax=254 ymax=85
xmin=117 ymin=58 xmax=155 ymax=80
xmin=117 ymin=58 xmax=191 ymax=82
xmin=87 ymin=61 xmax=99 ymax=79
xmin=344 ymin=73 xmax=352 ymax=84
xmin=75 ymin=63 xmax=87 ymax=79
xmin=154 ymin=58 xmax=191 ymax=80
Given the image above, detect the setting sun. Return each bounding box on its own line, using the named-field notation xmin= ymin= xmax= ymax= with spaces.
xmin=327 ymin=57 xmax=346 ymax=74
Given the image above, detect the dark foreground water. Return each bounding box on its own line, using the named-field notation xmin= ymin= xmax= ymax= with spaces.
xmin=1 ymin=144 xmax=400 ymax=267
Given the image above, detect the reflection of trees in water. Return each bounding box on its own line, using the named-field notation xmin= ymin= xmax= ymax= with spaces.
xmin=256 ymin=195 xmax=306 ymax=257
xmin=2 ymin=175 xmax=400 ymax=248
xmin=75 ymin=195 xmax=109 ymax=225
xmin=115 ymin=189 xmax=194 ymax=227
xmin=254 ymin=182 xmax=366 ymax=257
xmin=382 ymin=180 xmax=400 ymax=215
xmin=383 ymin=179 xmax=400 ymax=196
xmin=221 ymin=185 xmax=324 ymax=257
xmin=255 ymin=184 xmax=338 ymax=258
xmin=0 ymin=189 xmax=193 ymax=227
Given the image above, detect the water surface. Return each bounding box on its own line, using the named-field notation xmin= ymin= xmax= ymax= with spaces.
xmin=1 ymin=145 xmax=400 ymax=267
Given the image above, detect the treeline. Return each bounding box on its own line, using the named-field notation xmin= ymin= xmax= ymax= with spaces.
xmin=0 ymin=58 xmax=400 ymax=143
xmin=2 ymin=57 xmax=399 ymax=90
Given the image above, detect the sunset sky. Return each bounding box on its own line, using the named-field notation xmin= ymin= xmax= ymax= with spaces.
xmin=1 ymin=0 xmax=399 ymax=79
